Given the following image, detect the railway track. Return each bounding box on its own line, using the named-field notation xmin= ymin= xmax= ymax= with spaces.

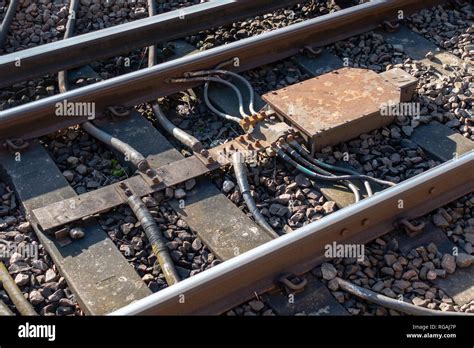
xmin=0 ymin=0 xmax=472 ymax=320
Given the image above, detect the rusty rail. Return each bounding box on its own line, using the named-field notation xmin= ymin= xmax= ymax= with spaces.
xmin=110 ymin=151 xmax=473 ymax=315
xmin=0 ymin=0 xmax=300 ymax=88
xmin=0 ymin=0 xmax=444 ymax=142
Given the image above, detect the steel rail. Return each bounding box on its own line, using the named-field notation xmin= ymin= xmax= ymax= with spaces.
xmin=110 ymin=151 xmax=473 ymax=315
xmin=0 ymin=0 xmax=300 ymax=88
xmin=0 ymin=0 xmax=444 ymax=142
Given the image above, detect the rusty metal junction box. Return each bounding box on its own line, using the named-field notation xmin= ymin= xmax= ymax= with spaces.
xmin=262 ymin=67 xmax=417 ymax=153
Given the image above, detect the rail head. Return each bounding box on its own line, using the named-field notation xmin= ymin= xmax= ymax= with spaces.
xmin=0 ymin=0 xmax=445 ymax=142
xmin=0 ymin=0 xmax=302 ymax=88
xmin=110 ymin=151 xmax=473 ymax=315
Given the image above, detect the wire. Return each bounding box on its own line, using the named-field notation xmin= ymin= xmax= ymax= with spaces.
xmin=152 ymin=103 xmax=203 ymax=152
xmin=282 ymin=144 xmax=360 ymax=203
xmin=0 ymin=262 xmax=37 ymax=316
xmin=0 ymin=0 xmax=20 ymax=48
xmin=126 ymin=193 xmax=181 ymax=285
xmin=147 ymin=0 xmax=157 ymax=67
xmin=58 ymin=0 xmax=79 ymax=93
xmin=171 ymin=76 xmax=247 ymax=121
xmin=289 ymin=141 xmax=395 ymax=188
xmin=336 ymin=277 xmax=474 ymax=316
xmin=289 ymin=141 xmax=374 ymax=196
xmin=81 ymin=121 xmax=150 ymax=171
xmin=232 ymin=152 xmax=279 ymax=238
xmin=187 ymin=70 xmax=257 ymax=115
xmin=277 ymin=147 xmax=394 ymax=194
xmin=58 ymin=0 xmax=180 ymax=287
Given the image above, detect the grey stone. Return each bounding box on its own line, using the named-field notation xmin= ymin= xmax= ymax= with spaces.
xmin=174 ymin=188 xmax=187 ymax=199
xmin=321 ymin=263 xmax=337 ymax=280
xmin=456 ymin=253 xmax=474 ymax=268
xmin=222 ymin=180 xmax=235 ymax=193
xmin=441 ymin=254 xmax=456 ymax=274
xmin=14 ymin=273 xmax=29 ymax=286
xmin=295 ymin=174 xmax=311 ymax=188
xmin=45 ymin=269 xmax=58 ymax=283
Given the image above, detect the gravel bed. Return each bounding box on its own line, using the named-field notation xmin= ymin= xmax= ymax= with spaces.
xmin=317 ymin=193 xmax=474 ymax=315
xmin=226 ymin=298 xmax=275 ymax=317
xmin=211 ymin=158 xmax=336 ymax=235
xmin=0 ymin=180 xmax=82 ymax=316
xmin=317 ymin=237 xmax=474 ymax=315
xmin=0 ymin=0 xmax=202 ymax=53
xmin=0 ymin=0 xmax=201 ymax=111
xmin=431 ymin=193 xmax=474 ymax=256
xmin=97 ymin=197 xmax=217 ymax=293
xmin=407 ymin=2 xmax=474 ymax=64
xmin=185 ymin=1 xmax=351 ymax=51
xmin=41 ymin=128 xmax=131 ymax=194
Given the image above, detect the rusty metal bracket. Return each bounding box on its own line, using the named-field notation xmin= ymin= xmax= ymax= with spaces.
xmin=195 ymin=148 xmax=216 ymax=168
xmin=116 ymin=182 xmax=134 ymax=199
xmin=107 ymin=106 xmax=131 ymax=119
xmin=278 ymin=273 xmax=308 ymax=292
xmin=138 ymin=166 xmax=162 ymax=187
xmin=239 ymin=112 xmax=267 ymax=131
xmin=3 ymin=139 xmax=29 ymax=153
xmin=301 ymin=45 xmax=323 ymax=57
xmin=132 ymin=156 xmax=162 ymax=187
xmin=383 ymin=20 xmax=400 ymax=32
xmin=53 ymin=227 xmax=72 ymax=247
xmin=211 ymin=58 xmax=239 ymax=81
xmin=51 ymin=223 xmax=86 ymax=247
xmin=397 ymin=218 xmax=426 ymax=237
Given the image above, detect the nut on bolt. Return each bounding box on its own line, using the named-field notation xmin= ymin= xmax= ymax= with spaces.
xmin=145 ymin=169 xmax=154 ymax=177
xmin=240 ymin=117 xmax=250 ymax=126
xmin=118 ymin=182 xmax=132 ymax=196
xmin=69 ymin=227 xmax=85 ymax=240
